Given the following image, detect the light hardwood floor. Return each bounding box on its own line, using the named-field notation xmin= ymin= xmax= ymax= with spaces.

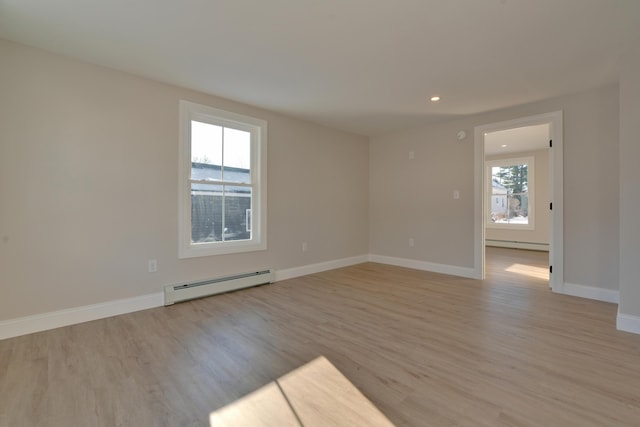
xmin=2 ymin=248 xmax=640 ymax=426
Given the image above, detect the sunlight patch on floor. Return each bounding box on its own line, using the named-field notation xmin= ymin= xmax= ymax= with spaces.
xmin=505 ymin=263 xmax=549 ymax=280
xmin=209 ymin=356 xmax=395 ymax=426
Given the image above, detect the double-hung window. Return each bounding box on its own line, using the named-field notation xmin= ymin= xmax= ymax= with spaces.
xmin=179 ymin=101 xmax=267 ymax=258
xmin=486 ymin=156 xmax=534 ymax=229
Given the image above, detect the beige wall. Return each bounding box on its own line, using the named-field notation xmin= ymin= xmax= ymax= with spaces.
xmin=369 ymin=122 xmax=475 ymax=268
xmin=370 ymin=84 xmax=619 ymax=290
xmin=0 ymin=37 xmax=628 ymax=323
xmin=619 ymin=45 xmax=640 ymax=318
xmin=0 ymin=40 xmax=369 ymax=321
xmin=486 ymin=149 xmax=550 ymax=246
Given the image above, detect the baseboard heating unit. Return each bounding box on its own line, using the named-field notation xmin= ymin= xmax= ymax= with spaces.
xmin=164 ymin=269 xmax=273 ymax=305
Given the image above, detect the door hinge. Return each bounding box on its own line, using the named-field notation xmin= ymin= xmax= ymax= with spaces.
xmin=550 ymin=202 xmax=552 ymax=210
xmin=550 ymin=265 xmax=553 ymax=274
xmin=549 ymin=139 xmax=553 ymax=148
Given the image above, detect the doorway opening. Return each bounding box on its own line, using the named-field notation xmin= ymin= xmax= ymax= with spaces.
xmin=473 ymin=112 xmax=563 ymax=293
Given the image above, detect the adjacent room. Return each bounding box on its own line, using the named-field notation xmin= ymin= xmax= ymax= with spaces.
xmin=484 ymin=122 xmax=552 ymax=289
xmin=1 ymin=1 xmax=640 ymax=426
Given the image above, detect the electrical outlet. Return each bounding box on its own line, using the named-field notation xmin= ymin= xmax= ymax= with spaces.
xmin=409 ymin=238 xmax=415 ymax=247
xmin=148 ymin=259 xmax=157 ymax=273
xmin=302 ymin=242 xmax=308 ymax=252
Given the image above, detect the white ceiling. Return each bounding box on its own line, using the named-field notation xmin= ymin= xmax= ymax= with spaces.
xmin=1 ymin=0 xmax=639 ymax=136
xmin=485 ymin=124 xmax=549 ymax=156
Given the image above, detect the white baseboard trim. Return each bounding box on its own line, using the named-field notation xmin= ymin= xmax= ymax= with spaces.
xmin=617 ymin=310 xmax=640 ymax=335
xmin=0 ymin=292 xmax=164 ymax=341
xmin=13 ymin=255 xmax=618 ymax=340
xmin=1 ymin=255 xmax=370 ymax=341
xmin=485 ymin=240 xmax=549 ymax=252
xmin=368 ymin=254 xmax=478 ymax=279
xmin=560 ymin=282 xmax=620 ymax=304
xmin=274 ymin=255 xmax=369 ymax=282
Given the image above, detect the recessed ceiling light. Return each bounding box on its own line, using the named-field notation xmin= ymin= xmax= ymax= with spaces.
xmin=501 ymin=144 xmax=508 ymax=148
xmin=430 ymin=96 xmax=441 ymax=102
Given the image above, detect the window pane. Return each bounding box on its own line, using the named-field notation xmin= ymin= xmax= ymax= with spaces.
xmin=191 ymin=120 xmax=222 ymax=180
xmin=191 ymin=184 xmax=223 ymax=243
xmin=507 ymin=193 xmax=529 ymax=224
xmin=492 ymin=165 xmax=527 ymax=192
xmin=492 ymin=193 xmax=529 ymax=225
xmin=223 ymin=128 xmax=251 ymax=169
xmin=222 ymin=127 xmax=251 ymax=183
xmin=223 ymin=186 xmax=252 ymax=242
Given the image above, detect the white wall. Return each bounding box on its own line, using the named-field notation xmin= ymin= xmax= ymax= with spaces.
xmin=486 ymin=149 xmax=550 ymax=246
xmin=0 ymin=40 xmax=369 ymax=321
xmin=370 ymin=84 xmax=619 ymax=290
xmin=619 ymin=44 xmax=640 ymax=326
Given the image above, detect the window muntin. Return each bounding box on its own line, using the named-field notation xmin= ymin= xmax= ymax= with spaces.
xmin=179 ymin=101 xmax=267 ymax=258
xmin=486 ymin=157 xmax=534 ymax=229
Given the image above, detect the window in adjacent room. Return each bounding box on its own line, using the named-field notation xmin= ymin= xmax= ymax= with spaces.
xmin=178 ymin=100 xmax=267 ymax=258
xmin=486 ymin=157 xmax=534 ymax=229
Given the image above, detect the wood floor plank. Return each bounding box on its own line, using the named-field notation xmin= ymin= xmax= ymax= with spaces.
xmin=1 ymin=248 xmax=640 ymax=426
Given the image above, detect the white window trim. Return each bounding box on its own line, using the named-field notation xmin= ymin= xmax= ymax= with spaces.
xmin=178 ymin=100 xmax=267 ymax=258
xmin=485 ymin=156 xmax=535 ymax=230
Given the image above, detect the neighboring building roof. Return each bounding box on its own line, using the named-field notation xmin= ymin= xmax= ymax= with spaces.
xmin=191 ymin=162 xmax=250 ymax=193
xmin=492 ymin=178 xmax=508 ymax=194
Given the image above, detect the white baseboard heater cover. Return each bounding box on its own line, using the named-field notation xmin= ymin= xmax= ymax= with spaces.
xmin=164 ymin=269 xmax=273 ymax=305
